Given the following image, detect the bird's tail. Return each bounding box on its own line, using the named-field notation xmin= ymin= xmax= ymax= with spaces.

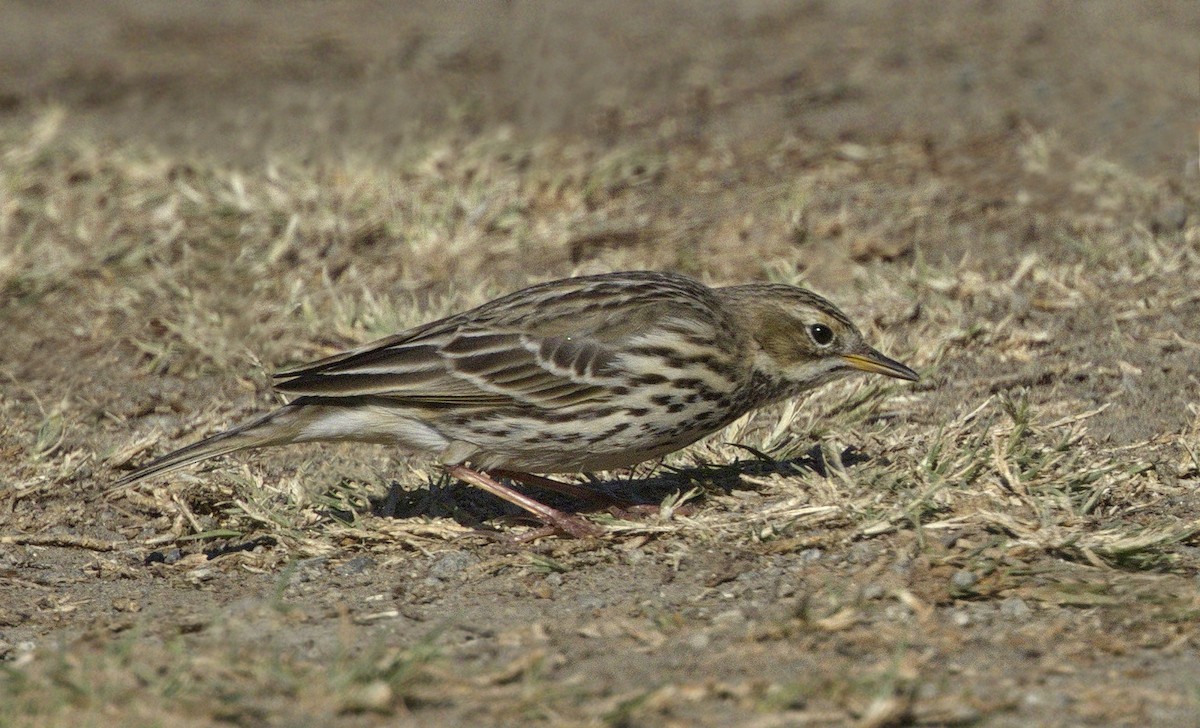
xmin=109 ymin=404 xmax=317 ymax=494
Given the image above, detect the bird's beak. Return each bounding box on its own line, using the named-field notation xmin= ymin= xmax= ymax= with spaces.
xmin=842 ymin=348 xmax=920 ymax=382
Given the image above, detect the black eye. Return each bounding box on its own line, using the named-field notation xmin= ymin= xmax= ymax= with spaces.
xmin=808 ymin=323 xmax=835 ymax=346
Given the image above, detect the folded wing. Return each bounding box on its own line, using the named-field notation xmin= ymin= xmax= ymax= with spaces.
xmin=272 ymin=273 xmax=730 ymax=410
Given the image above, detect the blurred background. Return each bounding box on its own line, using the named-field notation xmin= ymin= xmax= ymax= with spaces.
xmin=1 ymin=0 xmax=1193 ymax=174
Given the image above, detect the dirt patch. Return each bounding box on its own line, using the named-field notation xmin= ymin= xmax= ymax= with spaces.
xmin=2 ymin=2 xmax=1198 ymax=726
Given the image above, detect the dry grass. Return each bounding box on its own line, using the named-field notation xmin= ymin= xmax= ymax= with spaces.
xmin=2 ymin=63 xmax=1198 ymax=727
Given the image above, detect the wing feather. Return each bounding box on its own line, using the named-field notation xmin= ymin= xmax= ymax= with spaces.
xmin=272 ymin=271 xmax=735 ymax=410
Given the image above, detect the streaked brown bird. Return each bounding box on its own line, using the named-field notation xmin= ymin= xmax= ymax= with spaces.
xmin=113 ymin=271 xmax=918 ymax=537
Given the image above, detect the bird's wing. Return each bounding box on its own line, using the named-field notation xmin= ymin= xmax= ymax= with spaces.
xmin=272 ymin=272 xmax=732 ymax=410
xmin=274 ymin=329 xmax=616 ymax=408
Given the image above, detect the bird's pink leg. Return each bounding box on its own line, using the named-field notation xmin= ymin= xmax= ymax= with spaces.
xmin=494 ymin=470 xmax=693 ymax=519
xmin=446 ymin=465 xmax=604 ymax=539
xmin=491 ymin=469 xmax=634 ymax=508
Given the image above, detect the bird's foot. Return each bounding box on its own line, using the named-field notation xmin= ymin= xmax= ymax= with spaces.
xmin=446 ymin=465 xmax=604 ymax=539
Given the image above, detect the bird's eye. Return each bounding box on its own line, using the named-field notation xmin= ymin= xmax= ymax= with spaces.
xmin=808 ymin=323 xmax=835 ymax=347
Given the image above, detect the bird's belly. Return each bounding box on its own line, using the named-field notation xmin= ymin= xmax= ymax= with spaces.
xmin=454 ymin=401 xmax=742 ymax=474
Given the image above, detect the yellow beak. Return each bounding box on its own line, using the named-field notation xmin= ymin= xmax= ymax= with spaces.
xmin=841 ymin=349 xmax=919 ymax=382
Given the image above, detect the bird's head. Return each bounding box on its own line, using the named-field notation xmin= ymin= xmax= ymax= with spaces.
xmin=719 ymin=283 xmax=919 ymax=399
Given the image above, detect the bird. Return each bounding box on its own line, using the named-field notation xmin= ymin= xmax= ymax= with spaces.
xmin=111 ymin=270 xmax=918 ymax=537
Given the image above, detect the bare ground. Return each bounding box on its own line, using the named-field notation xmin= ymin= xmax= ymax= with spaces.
xmin=1 ymin=2 xmax=1199 ymax=726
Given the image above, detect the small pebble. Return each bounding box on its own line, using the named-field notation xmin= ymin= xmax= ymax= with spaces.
xmin=847 ymin=542 xmax=878 ymax=564
xmin=294 ymin=557 xmax=328 ymax=583
xmin=860 ymin=583 xmax=886 ymax=601
xmin=144 ymin=548 xmax=183 ymax=566
xmin=429 ymin=550 xmax=478 ymax=578
xmin=186 ymin=567 xmax=214 ymax=584
xmin=342 ymin=680 xmax=393 ymax=713
xmin=1000 ymin=596 xmax=1032 ymax=620
xmin=336 ymin=555 xmax=375 ymax=576
xmin=575 ymin=596 xmax=606 ymax=612
xmin=950 ymin=569 xmax=978 ymax=591
xmin=713 ymin=608 xmax=746 ymax=627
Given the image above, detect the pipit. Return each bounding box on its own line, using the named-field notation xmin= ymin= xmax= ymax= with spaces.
xmin=113 ymin=271 xmax=918 ymax=537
